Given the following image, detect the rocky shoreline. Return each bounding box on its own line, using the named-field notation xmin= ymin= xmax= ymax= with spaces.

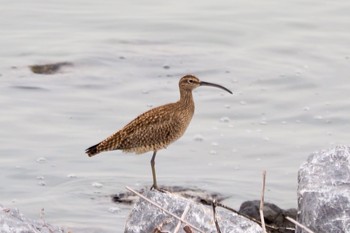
xmin=1 ymin=146 xmax=349 ymax=233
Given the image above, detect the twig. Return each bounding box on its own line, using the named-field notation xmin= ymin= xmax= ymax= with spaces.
xmin=153 ymin=228 xmax=170 ymax=233
xmin=40 ymin=208 xmax=56 ymax=233
xmin=211 ymin=200 xmax=221 ymax=233
xmin=173 ymin=203 xmax=191 ymax=233
xmin=285 ymin=216 xmax=315 ymax=233
xmin=259 ymin=170 xmax=267 ymax=233
xmin=154 ymin=218 xmax=172 ymax=233
xmin=126 ymin=186 xmax=205 ymax=233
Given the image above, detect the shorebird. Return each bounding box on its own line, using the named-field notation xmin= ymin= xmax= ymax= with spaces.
xmin=86 ymin=75 xmax=232 ymax=190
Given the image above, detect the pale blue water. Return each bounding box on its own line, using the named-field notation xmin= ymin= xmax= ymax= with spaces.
xmin=1 ymin=0 xmax=350 ymax=232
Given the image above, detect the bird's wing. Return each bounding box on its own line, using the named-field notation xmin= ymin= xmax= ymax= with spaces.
xmin=117 ymin=103 xmax=184 ymax=153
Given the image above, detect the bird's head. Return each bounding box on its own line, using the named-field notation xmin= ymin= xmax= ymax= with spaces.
xmin=179 ymin=75 xmax=232 ymax=94
xmin=179 ymin=75 xmax=201 ymax=91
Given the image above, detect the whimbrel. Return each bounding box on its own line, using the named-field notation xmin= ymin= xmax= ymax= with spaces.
xmin=86 ymin=75 xmax=232 ymax=190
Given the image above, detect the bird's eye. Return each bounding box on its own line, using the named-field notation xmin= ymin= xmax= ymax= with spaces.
xmin=188 ymin=79 xmax=193 ymax=83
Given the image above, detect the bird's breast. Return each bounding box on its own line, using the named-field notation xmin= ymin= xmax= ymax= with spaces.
xmin=173 ymin=103 xmax=195 ymax=135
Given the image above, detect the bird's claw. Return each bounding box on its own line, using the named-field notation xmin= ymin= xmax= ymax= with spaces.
xmin=150 ymin=185 xmax=166 ymax=193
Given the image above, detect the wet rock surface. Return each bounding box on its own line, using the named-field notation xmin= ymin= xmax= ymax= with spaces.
xmin=297 ymin=146 xmax=350 ymax=233
xmin=112 ymin=185 xmax=228 ymax=205
xmin=125 ymin=190 xmax=263 ymax=233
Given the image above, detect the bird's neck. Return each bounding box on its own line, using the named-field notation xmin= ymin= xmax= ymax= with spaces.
xmin=179 ymin=89 xmax=194 ymax=106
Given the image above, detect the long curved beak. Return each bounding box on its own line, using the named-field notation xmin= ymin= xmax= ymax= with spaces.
xmin=200 ymin=81 xmax=233 ymax=94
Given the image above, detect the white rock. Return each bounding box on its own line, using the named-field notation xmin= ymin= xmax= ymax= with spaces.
xmin=0 ymin=205 xmax=66 ymax=233
xmin=297 ymin=146 xmax=350 ymax=233
xmin=125 ymin=190 xmax=262 ymax=233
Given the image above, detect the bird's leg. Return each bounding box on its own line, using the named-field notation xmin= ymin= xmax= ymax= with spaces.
xmin=150 ymin=151 xmax=158 ymax=190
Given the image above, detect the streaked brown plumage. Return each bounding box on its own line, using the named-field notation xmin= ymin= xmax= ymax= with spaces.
xmin=86 ymin=75 xmax=232 ymax=190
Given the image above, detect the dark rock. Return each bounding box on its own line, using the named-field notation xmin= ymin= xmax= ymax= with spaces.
xmin=29 ymin=62 xmax=73 ymax=74
xmin=239 ymin=200 xmax=296 ymax=233
xmin=297 ymin=146 xmax=350 ymax=233
xmin=112 ymin=185 xmax=227 ymax=205
xmin=125 ymin=190 xmax=262 ymax=233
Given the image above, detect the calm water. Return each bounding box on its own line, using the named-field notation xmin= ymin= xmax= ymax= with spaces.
xmin=1 ymin=0 xmax=350 ymax=232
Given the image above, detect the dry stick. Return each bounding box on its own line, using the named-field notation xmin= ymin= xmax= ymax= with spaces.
xmin=40 ymin=208 xmax=55 ymax=233
xmin=173 ymin=203 xmax=191 ymax=233
xmin=259 ymin=170 xmax=267 ymax=233
xmin=211 ymin=200 xmax=221 ymax=233
xmin=125 ymin=186 xmax=205 ymax=233
xmin=285 ymin=216 xmax=315 ymax=233
xmin=154 ymin=218 xmax=173 ymax=233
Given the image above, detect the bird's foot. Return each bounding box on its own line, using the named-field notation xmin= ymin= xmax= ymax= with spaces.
xmin=150 ymin=184 xmax=166 ymax=193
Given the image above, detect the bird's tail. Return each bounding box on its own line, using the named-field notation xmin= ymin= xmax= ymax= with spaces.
xmin=85 ymin=143 xmax=101 ymax=157
xmin=85 ymin=131 xmax=122 ymax=157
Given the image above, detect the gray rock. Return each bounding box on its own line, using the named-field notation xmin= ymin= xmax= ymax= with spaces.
xmin=125 ymin=190 xmax=262 ymax=233
xmin=297 ymin=146 xmax=350 ymax=233
xmin=0 ymin=205 xmax=66 ymax=233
